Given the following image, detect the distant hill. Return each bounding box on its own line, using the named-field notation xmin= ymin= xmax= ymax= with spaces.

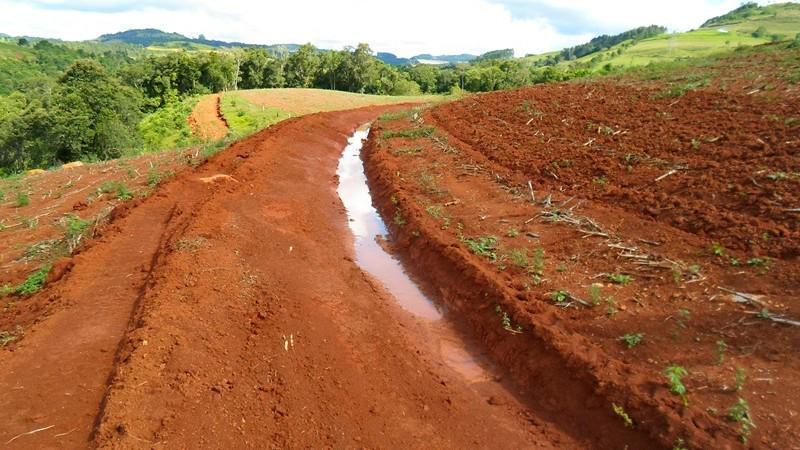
xmin=523 ymin=2 xmax=800 ymax=70
xmin=701 ymin=2 xmax=800 ymax=28
xmin=97 ymin=28 xmax=299 ymax=52
xmin=98 ymin=29 xmax=187 ymax=46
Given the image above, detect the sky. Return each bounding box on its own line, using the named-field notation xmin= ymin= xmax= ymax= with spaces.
xmin=0 ymin=0 xmax=782 ymax=57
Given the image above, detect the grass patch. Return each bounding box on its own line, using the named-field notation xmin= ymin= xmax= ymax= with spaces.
xmin=463 ymin=236 xmax=498 ymax=261
xmin=15 ymin=264 xmax=51 ymax=296
xmin=664 ymin=365 xmax=689 ymax=405
xmin=392 ymin=146 xmax=423 ymax=156
xmin=99 ymin=180 xmax=133 ymax=200
xmin=379 ymin=108 xmax=421 ymax=121
xmin=220 ymin=92 xmax=291 ymax=137
xmin=654 ymin=79 xmax=710 ymax=98
xmin=381 ymin=126 xmax=436 ymax=140
xmin=61 ymin=215 xmax=94 ymax=253
xmin=16 ymin=191 xmax=29 ymax=207
xmin=618 ymin=333 xmax=644 ymax=348
xmin=608 ymin=273 xmax=633 ymax=285
xmin=0 ymin=328 xmax=21 ymax=347
xmin=136 ymin=96 xmax=201 ymax=154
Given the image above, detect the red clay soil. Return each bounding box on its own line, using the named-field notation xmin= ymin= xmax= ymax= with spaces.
xmin=188 ymin=94 xmax=229 ymax=141
xmin=0 ymin=106 xmax=587 ymax=449
xmin=362 ymin=56 xmax=799 ymax=449
xmin=0 ymin=151 xmax=195 ymax=334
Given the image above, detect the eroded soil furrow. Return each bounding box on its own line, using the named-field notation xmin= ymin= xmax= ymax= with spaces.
xmin=86 ymin=107 xmax=582 ymax=449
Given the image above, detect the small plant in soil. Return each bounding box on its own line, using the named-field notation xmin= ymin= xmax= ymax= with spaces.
xmin=734 ymin=367 xmax=747 ymax=392
xmin=766 ymin=171 xmax=788 ymax=181
xmin=612 ymin=403 xmax=634 ymax=428
xmin=606 ymin=297 xmax=618 ymax=316
xmin=116 ymin=182 xmax=133 ymax=201
xmin=623 ymin=153 xmax=639 ymax=164
xmin=664 ymin=365 xmax=689 ymax=405
xmin=608 ymin=273 xmax=632 ymax=285
xmin=730 ymin=257 xmax=741 ymax=267
xmin=727 ymin=398 xmax=756 ymax=443
xmin=710 ymin=242 xmax=725 ymax=256
xmin=671 ymin=309 xmax=691 ymax=339
xmin=425 ymin=205 xmax=444 ymax=219
xmin=618 ymin=333 xmax=644 ymax=349
xmin=756 ymin=308 xmax=771 ymax=319
xmin=0 ymin=328 xmax=20 ymax=347
xmin=671 ymin=265 xmax=683 ymax=284
xmin=592 ymin=176 xmax=608 ymax=186
xmin=556 ymin=263 xmax=567 ymax=273
xmin=589 ymin=284 xmax=603 ymax=306
xmin=531 ymin=247 xmax=545 ymax=275
xmin=551 ymin=290 xmax=569 ymax=304
xmin=691 ymin=138 xmax=702 ymax=151
xmin=0 ymin=284 xmax=13 ymax=298
xmin=508 ymin=248 xmax=530 ymax=268
xmin=464 ymin=236 xmax=498 ymax=261
xmin=417 ymin=171 xmax=444 ymax=197
xmin=392 ymin=209 xmax=406 ymax=226
xmin=672 ymin=438 xmax=688 ymax=450
xmin=61 ymin=215 xmax=94 ymax=254
xmin=15 ymin=264 xmax=52 ymax=296
xmin=392 ymin=146 xmax=423 ymax=156
xmin=747 ymin=257 xmax=771 ymax=274
xmin=506 ymin=228 xmax=519 ymax=238
xmin=148 ymin=169 xmax=163 ymax=187
xmin=495 ymin=305 xmax=523 ymax=334
xmin=16 ymin=191 xmax=29 ymax=207
xmin=716 ymin=340 xmax=728 ymax=365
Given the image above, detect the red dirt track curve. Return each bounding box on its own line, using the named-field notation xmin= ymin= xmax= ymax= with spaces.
xmin=0 ymin=106 xmax=586 ymax=449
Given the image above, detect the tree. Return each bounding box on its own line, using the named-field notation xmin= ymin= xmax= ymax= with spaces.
xmin=285 ymin=43 xmax=320 ymax=88
xmin=49 ymin=60 xmax=141 ymax=162
xmin=316 ymin=50 xmax=346 ymax=90
xmin=340 ymin=43 xmax=376 ymax=93
xmin=239 ymin=48 xmax=270 ymax=89
xmin=407 ymin=64 xmax=439 ymax=93
xmin=17 ymin=38 xmax=28 ymax=47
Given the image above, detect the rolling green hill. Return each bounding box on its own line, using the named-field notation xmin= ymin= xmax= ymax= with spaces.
xmin=97 ymin=29 xmax=299 ymax=54
xmin=527 ymin=2 xmax=800 ymax=71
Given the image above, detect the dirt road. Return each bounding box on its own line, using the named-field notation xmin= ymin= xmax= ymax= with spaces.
xmin=1 ymin=107 xmax=581 ymax=449
xmin=189 ymin=94 xmax=229 ymax=141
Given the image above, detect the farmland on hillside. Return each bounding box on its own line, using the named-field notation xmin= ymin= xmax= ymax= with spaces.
xmin=364 ymin=44 xmax=800 ymax=448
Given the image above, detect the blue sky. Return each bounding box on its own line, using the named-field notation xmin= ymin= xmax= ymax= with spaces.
xmin=0 ymin=0 xmax=779 ymax=56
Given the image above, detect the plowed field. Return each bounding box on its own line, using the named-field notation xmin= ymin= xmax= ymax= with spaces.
xmin=363 ymin=50 xmax=799 ymax=449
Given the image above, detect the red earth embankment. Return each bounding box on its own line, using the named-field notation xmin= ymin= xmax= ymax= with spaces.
xmin=362 ymin=65 xmax=799 ymax=448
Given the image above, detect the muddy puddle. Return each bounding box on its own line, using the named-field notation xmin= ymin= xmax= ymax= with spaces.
xmin=337 ymin=128 xmax=492 ymax=383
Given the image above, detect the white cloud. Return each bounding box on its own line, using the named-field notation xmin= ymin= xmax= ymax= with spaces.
xmin=0 ymin=0 xmax=769 ymax=57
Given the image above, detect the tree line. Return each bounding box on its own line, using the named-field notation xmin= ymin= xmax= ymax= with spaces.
xmin=0 ymin=38 xmax=597 ymax=172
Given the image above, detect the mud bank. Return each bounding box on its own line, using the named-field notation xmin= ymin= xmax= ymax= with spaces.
xmin=362 ymin=118 xmax=743 ymax=449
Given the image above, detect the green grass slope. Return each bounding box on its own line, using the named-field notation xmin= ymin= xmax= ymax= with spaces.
xmin=546 ymin=2 xmax=800 ymax=71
